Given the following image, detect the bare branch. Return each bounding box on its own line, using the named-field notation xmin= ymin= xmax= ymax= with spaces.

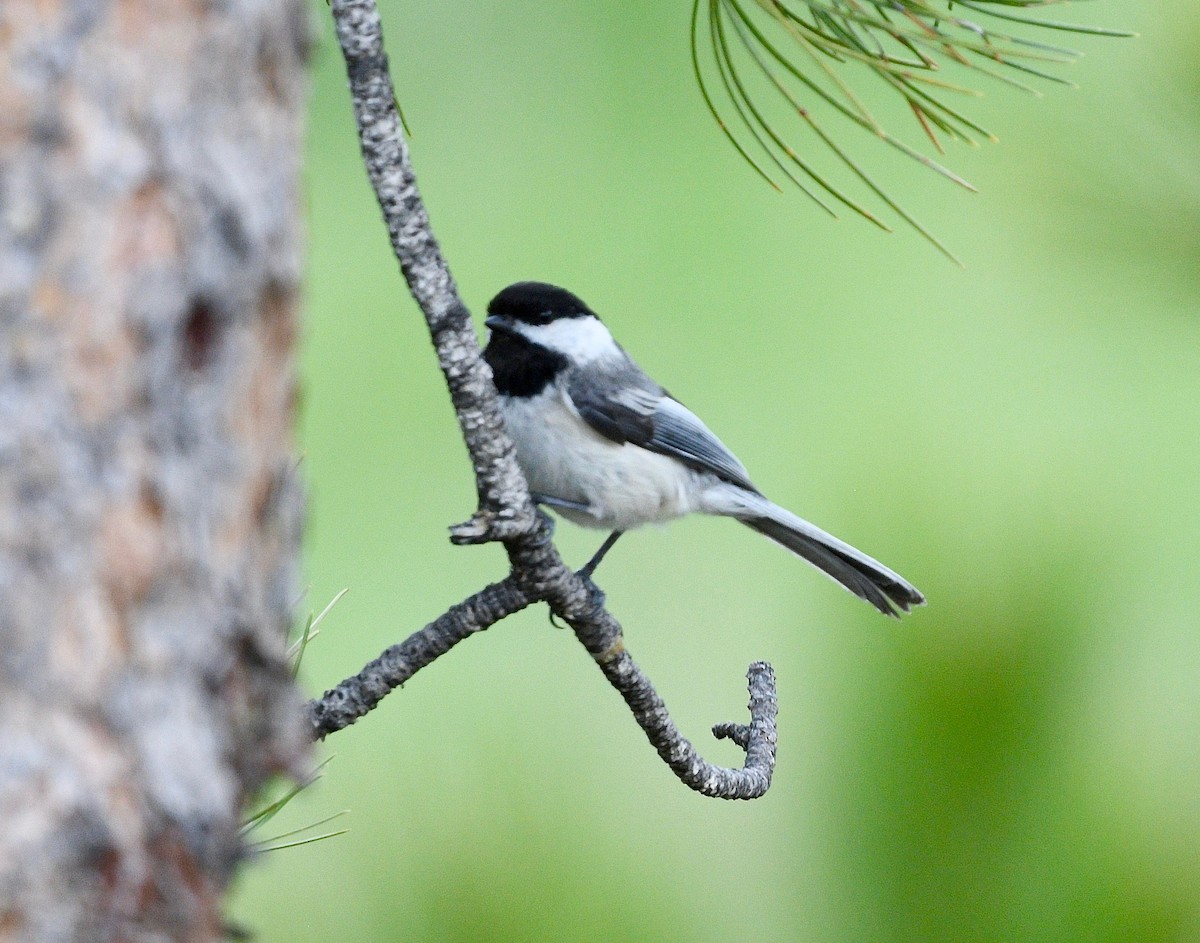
xmin=593 ymin=644 xmax=779 ymax=799
xmin=319 ymin=0 xmax=778 ymax=799
xmin=307 ymin=577 xmax=533 ymax=740
xmin=328 ymin=0 xmax=535 ymax=537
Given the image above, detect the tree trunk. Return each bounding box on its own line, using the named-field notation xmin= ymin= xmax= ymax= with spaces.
xmin=0 ymin=1 xmax=311 ymax=939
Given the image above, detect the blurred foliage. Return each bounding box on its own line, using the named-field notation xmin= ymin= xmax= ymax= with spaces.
xmin=230 ymin=1 xmax=1199 ymax=941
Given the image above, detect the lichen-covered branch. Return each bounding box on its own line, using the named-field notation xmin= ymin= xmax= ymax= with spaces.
xmin=329 ymin=0 xmax=535 ymax=537
xmin=575 ymin=617 xmax=779 ymax=800
xmin=307 ymin=577 xmax=532 ymax=739
xmin=314 ymin=0 xmax=779 ymax=799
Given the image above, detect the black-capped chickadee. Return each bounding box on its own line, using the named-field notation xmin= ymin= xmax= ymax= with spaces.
xmin=482 ymin=281 xmax=924 ymax=617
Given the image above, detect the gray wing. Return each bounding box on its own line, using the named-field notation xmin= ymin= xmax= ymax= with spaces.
xmin=566 ymin=369 xmax=758 ymax=493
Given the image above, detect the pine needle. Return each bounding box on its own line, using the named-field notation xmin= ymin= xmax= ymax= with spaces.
xmin=241 ymin=756 xmax=337 ymax=836
xmin=288 ymin=587 xmax=349 ymax=677
xmin=256 ymin=829 xmax=351 ymax=853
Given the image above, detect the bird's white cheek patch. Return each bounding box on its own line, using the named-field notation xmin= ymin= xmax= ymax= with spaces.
xmin=517 ymin=317 xmax=620 ymax=364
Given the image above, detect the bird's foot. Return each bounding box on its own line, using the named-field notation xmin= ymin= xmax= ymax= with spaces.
xmin=547 ymin=577 xmax=607 ymax=630
xmin=578 ymin=575 xmax=607 ymax=611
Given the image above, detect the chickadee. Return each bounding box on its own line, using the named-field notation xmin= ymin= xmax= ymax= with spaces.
xmin=482 ymin=281 xmax=925 ymax=617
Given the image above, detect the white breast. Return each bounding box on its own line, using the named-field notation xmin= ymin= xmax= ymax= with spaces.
xmin=502 ymin=385 xmax=701 ymax=532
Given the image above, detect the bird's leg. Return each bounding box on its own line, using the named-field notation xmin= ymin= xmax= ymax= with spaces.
xmin=530 ymin=492 xmax=592 ymax=514
xmin=528 ymin=492 xmax=597 ymax=538
xmin=578 ymin=531 xmax=623 ymax=580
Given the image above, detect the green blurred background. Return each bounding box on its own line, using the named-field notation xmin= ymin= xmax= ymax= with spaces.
xmin=232 ymin=1 xmax=1200 ymax=940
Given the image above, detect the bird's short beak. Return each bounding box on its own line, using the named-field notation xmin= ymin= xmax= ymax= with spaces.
xmin=485 ymin=314 xmax=515 ymax=334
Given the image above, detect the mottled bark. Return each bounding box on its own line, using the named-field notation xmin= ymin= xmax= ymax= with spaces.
xmin=0 ymin=1 xmax=311 ymax=940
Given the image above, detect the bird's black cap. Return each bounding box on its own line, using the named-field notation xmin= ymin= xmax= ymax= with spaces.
xmin=487 ymin=282 xmax=597 ymax=326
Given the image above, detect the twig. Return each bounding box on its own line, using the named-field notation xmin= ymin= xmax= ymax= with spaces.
xmin=307 ymin=577 xmax=533 ymax=740
xmin=311 ymin=0 xmax=778 ymax=799
xmin=597 ymin=651 xmax=779 ymax=799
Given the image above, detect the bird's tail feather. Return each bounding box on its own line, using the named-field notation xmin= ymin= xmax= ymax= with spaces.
xmin=707 ymin=489 xmax=924 ymax=617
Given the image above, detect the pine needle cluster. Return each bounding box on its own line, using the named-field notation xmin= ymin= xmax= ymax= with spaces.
xmin=691 ymin=0 xmax=1132 ymax=258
